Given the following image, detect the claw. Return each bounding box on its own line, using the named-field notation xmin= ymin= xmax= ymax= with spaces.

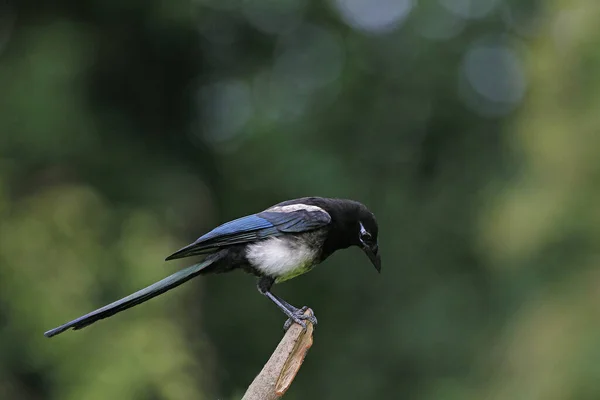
xmin=283 ymin=306 xmax=317 ymax=331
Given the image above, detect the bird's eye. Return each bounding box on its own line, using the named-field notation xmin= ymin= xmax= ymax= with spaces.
xmin=359 ymin=226 xmax=376 ymax=246
xmin=361 ymin=232 xmax=375 ymax=245
xmin=359 ymin=222 xmax=374 ymax=243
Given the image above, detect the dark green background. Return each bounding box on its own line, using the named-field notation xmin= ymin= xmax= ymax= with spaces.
xmin=2 ymin=0 xmax=600 ymax=399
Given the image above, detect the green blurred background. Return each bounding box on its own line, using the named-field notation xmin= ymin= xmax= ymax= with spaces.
xmin=2 ymin=0 xmax=600 ymax=399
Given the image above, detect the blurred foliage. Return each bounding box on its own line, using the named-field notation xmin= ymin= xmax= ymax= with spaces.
xmin=1 ymin=0 xmax=599 ymax=399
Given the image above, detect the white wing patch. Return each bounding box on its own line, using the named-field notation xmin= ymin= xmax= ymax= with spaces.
xmin=266 ymin=204 xmax=328 ymax=214
xmin=246 ymin=232 xmax=324 ymax=283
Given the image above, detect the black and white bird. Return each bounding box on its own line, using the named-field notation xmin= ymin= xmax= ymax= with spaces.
xmin=44 ymin=197 xmax=380 ymax=338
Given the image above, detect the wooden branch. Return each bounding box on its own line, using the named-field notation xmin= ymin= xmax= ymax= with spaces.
xmin=242 ymin=309 xmax=315 ymax=400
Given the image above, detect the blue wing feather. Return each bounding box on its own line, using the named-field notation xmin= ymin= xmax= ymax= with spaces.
xmin=165 ymin=208 xmax=331 ymax=260
xmin=200 ymin=215 xmax=273 ymax=241
xmin=258 ymin=209 xmax=331 ymax=232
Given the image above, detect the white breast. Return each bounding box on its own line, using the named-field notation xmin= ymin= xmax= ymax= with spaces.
xmin=246 ymin=233 xmax=324 ymax=283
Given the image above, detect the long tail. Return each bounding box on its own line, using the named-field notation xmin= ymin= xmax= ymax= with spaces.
xmin=44 ymin=257 xmax=216 ymax=338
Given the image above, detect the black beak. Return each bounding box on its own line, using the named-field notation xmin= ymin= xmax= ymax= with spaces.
xmin=362 ymin=244 xmax=381 ymax=273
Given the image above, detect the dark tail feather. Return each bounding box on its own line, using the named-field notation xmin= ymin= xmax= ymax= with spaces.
xmin=44 ymin=258 xmax=215 ymax=338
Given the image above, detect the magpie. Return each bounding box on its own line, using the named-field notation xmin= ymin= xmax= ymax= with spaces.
xmin=44 ymin=197 xmax=380 ymax=338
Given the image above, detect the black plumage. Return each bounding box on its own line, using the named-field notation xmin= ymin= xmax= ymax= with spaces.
xmin=44 ymin=197 xmax=380 ymax=338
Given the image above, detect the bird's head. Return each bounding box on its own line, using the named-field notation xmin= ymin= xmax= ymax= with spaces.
xmin=355 ymin=206 xmax=381 ymax=273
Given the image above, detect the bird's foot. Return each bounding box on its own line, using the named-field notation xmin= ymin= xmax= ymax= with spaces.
xmin=283 ymin=306 xmax=318 ymax=331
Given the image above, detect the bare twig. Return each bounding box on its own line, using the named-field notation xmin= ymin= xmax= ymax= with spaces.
xmin=242 ymin=309 xmax=315 ymax=400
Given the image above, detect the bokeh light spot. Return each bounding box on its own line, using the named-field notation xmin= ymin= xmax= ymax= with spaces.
xmin=464 ymin=42 xmax=525 ymax=103
xmin=332 ymin=0 xmax=413 ymax=34
xmin=460 ymin=39 xmax=526 ymax=116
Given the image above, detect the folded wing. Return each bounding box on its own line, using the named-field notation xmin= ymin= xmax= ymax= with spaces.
xmin=165 ymin=207 xmax=331 ymax=261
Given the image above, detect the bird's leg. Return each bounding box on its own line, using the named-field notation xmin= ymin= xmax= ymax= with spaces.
xmin=267 ymin=291 xmax=297 ymax=312
xmin=269 ymin=291 xmax=318 ymax=330
xmin=257 ymin=276 xmax=318 ymax=330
